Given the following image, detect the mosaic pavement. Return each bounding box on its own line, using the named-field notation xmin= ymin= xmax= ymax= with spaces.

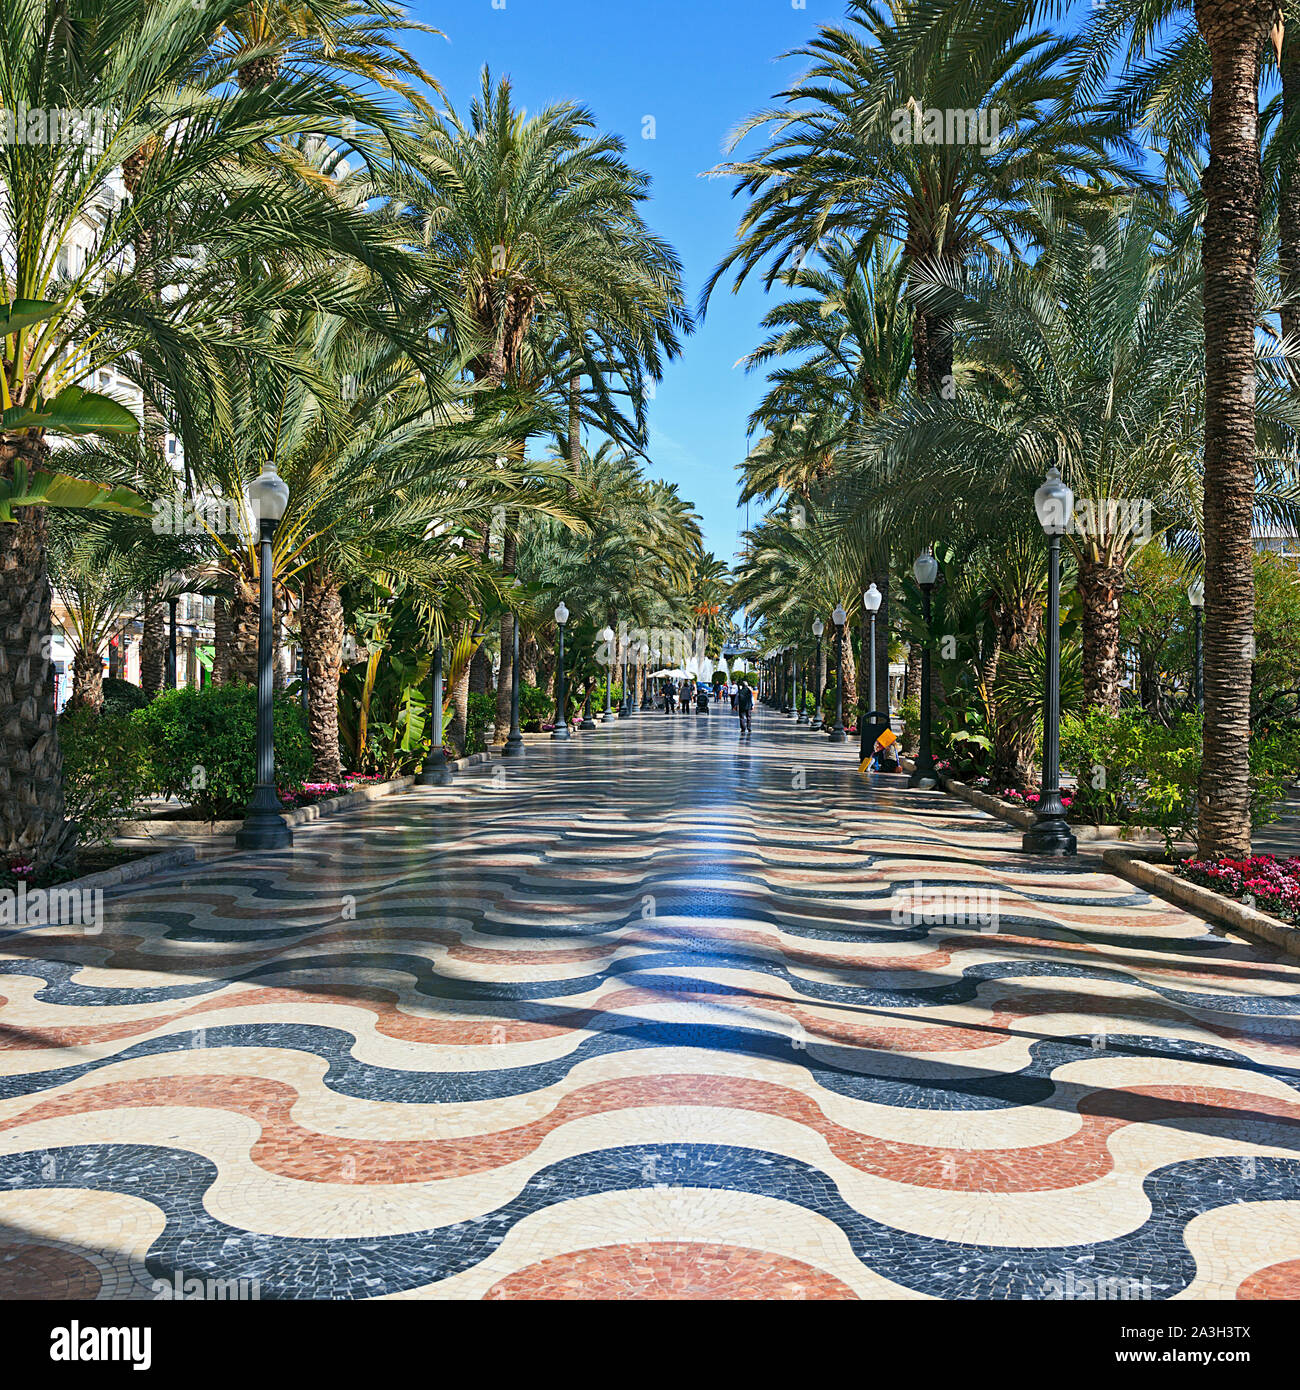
xmin=3 ymin=706 xmax=1300 ymax=1300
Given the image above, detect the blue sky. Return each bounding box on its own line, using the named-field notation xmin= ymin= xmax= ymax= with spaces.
xmin=404 ymin=0 xmax=1094 ymax=563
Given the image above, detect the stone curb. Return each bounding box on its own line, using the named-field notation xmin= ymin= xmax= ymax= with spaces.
xmin=1102 ymin=848 xmax=1300 ymax=957
xmin=901 ymin=759 xmax=1174 ymax=844
xmin=51 ymin=845 xmax=199 ymax=896
xmin=120 ymin=754 xmax=509 ymax=840
xmin=121 ymin=774 xmax=418 ymax=838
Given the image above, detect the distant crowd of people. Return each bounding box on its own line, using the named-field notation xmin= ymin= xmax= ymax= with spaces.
xmin=658 ymin=677 xmax=754 ymax=734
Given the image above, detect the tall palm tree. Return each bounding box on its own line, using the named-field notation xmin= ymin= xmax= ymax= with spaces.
xmin=705 ymin=0 xmax=1132 ymax=394
xmin=0 ymin=0 xmax=430 ymax=867
xmin=393 ymin=70 xmax=690 ymax=739
xmin=1082 ymin=0 xmax=1292 ymax=854
xmin=1196 ymin=0 xmax=1283 ymax=855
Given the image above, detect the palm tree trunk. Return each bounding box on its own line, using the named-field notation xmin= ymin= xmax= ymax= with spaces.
xmin=1076 ymin=557 xmax=1126 ymax=713
xmin=226 ymin=567 xmax=260 ymax=684
xmin=301 ymin=568 xmax=344 ymax=781
xmin=841 ymin=628 xmax=858 ymax=719
xmin=69 ymin=644 xmax=105 ymax=714
xmin=569 ymin=374 xmax=582 ymax=473
xmin=495 ymin=528 xmax=516 ymax=739
xmin=140 ymin=600 xmax=166 ymax=697
xmin=212 ymin=594 xmax=230 ymax=686
xmin=1195 ymin=0 xmax=1271 ymax=856
xmin=0 ymin=431 xmax=73 ymax=869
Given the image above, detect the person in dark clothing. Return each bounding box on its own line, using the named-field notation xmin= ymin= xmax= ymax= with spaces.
xmin=737 ymin=680 xmax=753 ymax=734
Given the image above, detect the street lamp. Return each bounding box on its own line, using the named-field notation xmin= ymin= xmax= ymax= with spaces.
xmin=501 ymin=605 xmax=525 ymax=757
xmin=166 ymin=595 xmax=179 ymax=689
xmin=1188 ymin=578 xmax=1205 ymax=713
xmin=640 ymin=643 xmax=654 ymax=709
xmin=619 ymin=633 xmax=631 ymax=718
xmin=416 ymin=637 xmax=454 ymax=783
xmin=811 ymin=617 xmax=824 ymax=731
xmin=829 ymin=605 xmax=847 ymax=743
xmin=860 ymin=583 xmax=893 ymax=768
xmin=908 ymin=551 xmax=940 ymax=789
xmin=552 ymin=601 xmax=571 ymax=739
xmin=235 ymin=462 xmax=293 ymax=851
xmin=601 ymin=625 xmax=615 ymax=720
xmin=797 ymin=644 xmax=809 ymax=725
xmin=1023 ymin=467 xmax=1077 ymax=855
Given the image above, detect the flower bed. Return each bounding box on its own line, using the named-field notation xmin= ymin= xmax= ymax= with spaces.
xmin=279 ymin=772 xmax=384 ymax=809
xmin=966 ymin=776 xmax=1074 ymax=816
xmin=4 ymin=847 xmax=147 ymax=892
xmin=1178 ymin=854 xmax=1300 ymax=926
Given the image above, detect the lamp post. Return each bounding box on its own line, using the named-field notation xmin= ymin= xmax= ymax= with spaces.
xmin=829 ymin=605 xmax=847 ymax=743
xmin=1188 ymin=579 xmax=1204 ymax=713
xmin=601 ymin=626 xmax=614 ymax=720
xmin=1023 ymin=467 xmax=1077 ymax=856
xmin=859 ymin=583 xmax=892 ymax=767
xmin=501 ymin=610 xmax=525 ymax=757
xmin=908 ymin=551 xmax=940 ymax=788
xmin=552 ymin=601 xmax=570 ymax=739
xmin=166 ymin=595 xmax=179 ymax=689
xmin=235 ymin=463 xmax=292 ymax=851
xmin=640 ymin=646 xmax=653 ymax=709
xmin=797 ymin=646 xmax=809 ymax=724
xmin=619 ymin=637 xmax=631 ymax=717
xmin=416 ymin=639 xmax=454 ymax=783
xmin=811 ymin=617 xmax=824 ymax=730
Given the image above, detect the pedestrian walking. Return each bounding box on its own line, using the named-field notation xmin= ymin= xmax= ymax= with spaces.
xmin=737 ymin=679 xmax=753 ymax=735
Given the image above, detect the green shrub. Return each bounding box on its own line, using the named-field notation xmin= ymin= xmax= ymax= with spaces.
xmin=135 ymin=684 xmax=311 ymax=820
xmin=518 ymin=681 xmax=553 ymax=732
xmin=465 ymin=690 xmax=496 ymax=755
xmin=1060 ymin=708 xmax=1298 ymax=854
xmin=101 ymin=676 xmax=150 ymax=716
xmin=59 ymin=706 xmax=156 ymax=846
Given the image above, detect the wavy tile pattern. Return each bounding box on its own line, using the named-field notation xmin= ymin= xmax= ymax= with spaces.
xmin=3 ymin=709 xmax=1300 ymax=1300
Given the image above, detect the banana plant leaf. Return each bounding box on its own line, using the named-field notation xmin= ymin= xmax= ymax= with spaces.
xmin=0 ymin=298 xmax=60 ymax=338
xmin=4 ymin=384 xmax=141 ymax=435
xmin=0 ymin=467 xmax=151 ymax=524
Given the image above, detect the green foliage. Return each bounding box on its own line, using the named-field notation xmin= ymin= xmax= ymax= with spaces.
xmin=1061 ymin=709 xmax=1194 ymax=846
xmin=465 ymin=691 xmax=496 ymax=756
xmin=135 ymin=685 xmax=311 ymax=821
xmin=101 ymin=677 xmax=150 ymax=716
xmin=988 ymin=629 xmax=1084 ymax=770
xmin=1119 ymin=545 xmax=1195 ymax=714
xmin=1062 ymin=709 xmax=1300 ymax=855
xmin=1253 ymin=550 xmax=1300 ymax=720
xmin=519 ymin=682 xmax=553 ymax=732
xmin=337 ymin=598 xmax=432 ymax=777
xmin=58 ymin=707 xmax=155 ymax=847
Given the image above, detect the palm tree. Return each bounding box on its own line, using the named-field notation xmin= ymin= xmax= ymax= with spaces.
xmin=705 ymin=0 xmax=1131 ymax=394
xmin=393 ymin=70 xmax=690 ymax=739
xmin=0 ymin=0 xmax=435 ymax=867
xmin=867 ymin=204 xmax=1296 ymax=717
xmin=1195 ymin=0 xmax=1283 ymax=855
xmin=1081 ymin=0 xmax=1292 ymax=855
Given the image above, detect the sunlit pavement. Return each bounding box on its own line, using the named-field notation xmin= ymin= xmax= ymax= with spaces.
xmin=3 ymin=705 xmax=1300 ymax=1300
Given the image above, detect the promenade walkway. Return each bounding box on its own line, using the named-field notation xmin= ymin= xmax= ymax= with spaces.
xmin=3 ymin=706 xmax=1300 ymax=1299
